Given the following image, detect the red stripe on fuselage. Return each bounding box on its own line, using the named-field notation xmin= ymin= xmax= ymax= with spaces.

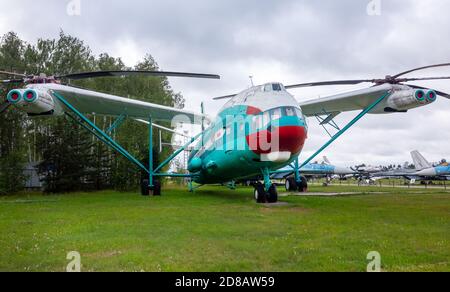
xmin=246 ymin=126 xmax=307 ymax=155
xmin=246 ymin=106 xmax=262 ymax=115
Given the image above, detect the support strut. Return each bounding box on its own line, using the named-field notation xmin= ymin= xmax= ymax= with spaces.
xmin=55 ymin=93 xmax=149 ymax=173
xmin=54 ymin=92 xmax=201 ymax=193
xmin=274 ymin=92 xmax=392 ymax=183
xmin=262 ymin=167 xmax=272 ymax=191
xmin=106 ymin=113 xmax=127 ymax=134
xmin=301 ymin=92 xmax=391 ymax=168
xmin=149 ymin=116 xmax=153 ymax=188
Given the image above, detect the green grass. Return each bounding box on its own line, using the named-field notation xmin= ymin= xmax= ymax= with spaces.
xmin=0 ymin=185 xmax=449 ymax=272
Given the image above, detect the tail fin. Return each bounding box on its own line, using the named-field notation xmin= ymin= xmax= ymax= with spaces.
xmin=411 ymin=151 xmax=432 ymax=170
xmin=323 ymin=156 xmax=331 ymax=165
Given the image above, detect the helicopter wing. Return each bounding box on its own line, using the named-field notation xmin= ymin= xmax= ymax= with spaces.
xmin=298 ymin=84 xmax=394 ymax=117
xmin=35 ymin=83 xmax=210 ymax=124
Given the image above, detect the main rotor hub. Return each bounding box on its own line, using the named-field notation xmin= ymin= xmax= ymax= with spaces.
xmin=27 ymin=75 xmax=59 ymax=84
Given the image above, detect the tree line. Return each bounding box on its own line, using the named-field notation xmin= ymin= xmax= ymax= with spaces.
xmin=0 ymin=31 xmax=183 ymax=194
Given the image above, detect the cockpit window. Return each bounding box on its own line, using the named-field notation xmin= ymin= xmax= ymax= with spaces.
xmin=271 ymin=108 xmax=282 ymax=120
xmin=283 ymin=107 xmax=303 ymax=117
xmin=285 ymin=107 xmax=295 ymax=117
xmin=272 ymin=83 xmax=282 ymax=91
xmin=264 ymin=83 xmax=284 ymax=92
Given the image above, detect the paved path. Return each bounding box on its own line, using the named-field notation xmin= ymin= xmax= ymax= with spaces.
xmin=279 ymin=192 xmax=386 ymax=197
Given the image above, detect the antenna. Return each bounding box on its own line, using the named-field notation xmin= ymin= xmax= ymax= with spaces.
xmin=249 ymin=75 xmax=254 ymax=87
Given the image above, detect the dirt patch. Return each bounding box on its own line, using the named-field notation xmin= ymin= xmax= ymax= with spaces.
xmin=259 ymin=203 xmax=310 ymax=214
xmin=281 ymin=192 xmax=388 ymax=197
xmin=85 ymin=250 xmax=122 ymax=259
xmin=261 ymin=202 xmax=291 ymax=207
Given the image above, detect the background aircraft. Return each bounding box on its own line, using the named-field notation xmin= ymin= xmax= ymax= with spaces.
xmin=412 ymin=151 xmax=450 ymax=177
xmin=352 ymin=164 xmax=382 ymax=174
xmin=271 ymin=157 xmax=355 ymax=178
xmin=270 ymin=157 xmax=355 ymax=189
xmin=368 ymin=151 xmax=450 ymax=182
xmin=2 ymin=63 xmax=450 ymax=203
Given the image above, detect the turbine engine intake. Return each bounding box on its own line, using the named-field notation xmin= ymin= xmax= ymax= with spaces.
xmin=7 ymin=88 xmax=63 ymax=116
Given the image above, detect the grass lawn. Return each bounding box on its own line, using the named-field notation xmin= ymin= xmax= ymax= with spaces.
xmin=0 ymin=185 xmax=449 ymax=272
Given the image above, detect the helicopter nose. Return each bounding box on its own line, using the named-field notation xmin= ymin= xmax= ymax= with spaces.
xmin=246 ymin=125 xmax=307 ymax=158
xmin=274 ymin=125 xmax=307 ymax=154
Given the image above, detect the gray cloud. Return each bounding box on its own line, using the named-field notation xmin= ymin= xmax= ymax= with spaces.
xmin=1 ymin=0 xmax=450 ymax=165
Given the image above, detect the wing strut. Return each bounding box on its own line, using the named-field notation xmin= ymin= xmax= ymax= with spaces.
xmin=300 ymin=91 xmax=392 ymax=169
xmin=314 ymin=111 xmax=341 ymax=138
xmin=274 ymin=92 xmax=391 ymax=182
xmin=53 ymin=92 xmax=202 ymax=194
xmin=277 ymin=91 xmax=392 ymax=184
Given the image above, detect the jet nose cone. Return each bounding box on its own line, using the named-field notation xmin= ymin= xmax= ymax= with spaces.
xmin=416 ymin=168 xmax=437 ymax=176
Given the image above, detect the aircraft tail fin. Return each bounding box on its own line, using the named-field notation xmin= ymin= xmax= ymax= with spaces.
xmin=411 ymin=150 xmax=432 ymax=170
xmin=323 ymin=156 xmax=331 ymax=165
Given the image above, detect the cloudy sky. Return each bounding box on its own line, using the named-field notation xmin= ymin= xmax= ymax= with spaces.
xmin=1 ymin=0 xmax=450 ymax=166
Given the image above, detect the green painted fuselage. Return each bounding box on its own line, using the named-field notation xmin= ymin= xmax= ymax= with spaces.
xmin=188 ymin=83 xmax=308 ymax=184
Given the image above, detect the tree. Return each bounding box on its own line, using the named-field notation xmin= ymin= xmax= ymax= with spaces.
xmin=37 ymin=117 xmax=95 ymax=193
xmin=0 ymin=32 xmax=27 ymax=194
xmin=0 ymin=31 xmax=184 ymax=194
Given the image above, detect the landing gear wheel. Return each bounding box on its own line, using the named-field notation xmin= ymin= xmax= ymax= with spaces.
xmin=267 ymin=184 xmax=278 ymax=203
xmin=298 ymin=176 xmax=308 ymax=193
xmin=141 ymin=179 xmax=150 ymax=196
xmin=149 ymin=180 xmax=162 ymax=196
xmin=285 ymin=178 xmax=297 ymax=192
xmin=254 ymin=184 xmax=267 ymax=204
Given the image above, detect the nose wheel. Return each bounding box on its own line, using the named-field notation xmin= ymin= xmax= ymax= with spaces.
xmin=254 ymin=183 xmax=267 ymax=203
xmin=254 ymin=183 xmax=279 ymax=203
xmin=254 ymin=167 xmax=279 ymax=204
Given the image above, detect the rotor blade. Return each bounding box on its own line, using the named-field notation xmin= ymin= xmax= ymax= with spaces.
xmin=57 ymin=71 xmax=220 ymax=80
xmin=0 ymin=102 xmax=11 ymax=114
xmin=213 ymin=79 xmax=376 ymax=100
xmin=405 ymin=84 xmax=450 ymax=99
xmin=0 ymin=70 xmax=27 ymax=78
xmin=398 ymin=76 xmax=450 ymax=82
xmin=212 ymin=94 xmax=237 ymax=100
xmin=1 ymin=79 xmax=25 ymax=84
xmin=285 ymin=79 xmax=374 ymax=89
xmin=392 ymin=63 xmax=450 ymax=79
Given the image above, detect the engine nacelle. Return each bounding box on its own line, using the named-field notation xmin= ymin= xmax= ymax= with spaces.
xmin=6 ymin=89 xmax=24 ymax=104
xmin=372 ymin=88 xmax=437 ymax=113
xmin=7 ymin=88 xmax=63 ymax=116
